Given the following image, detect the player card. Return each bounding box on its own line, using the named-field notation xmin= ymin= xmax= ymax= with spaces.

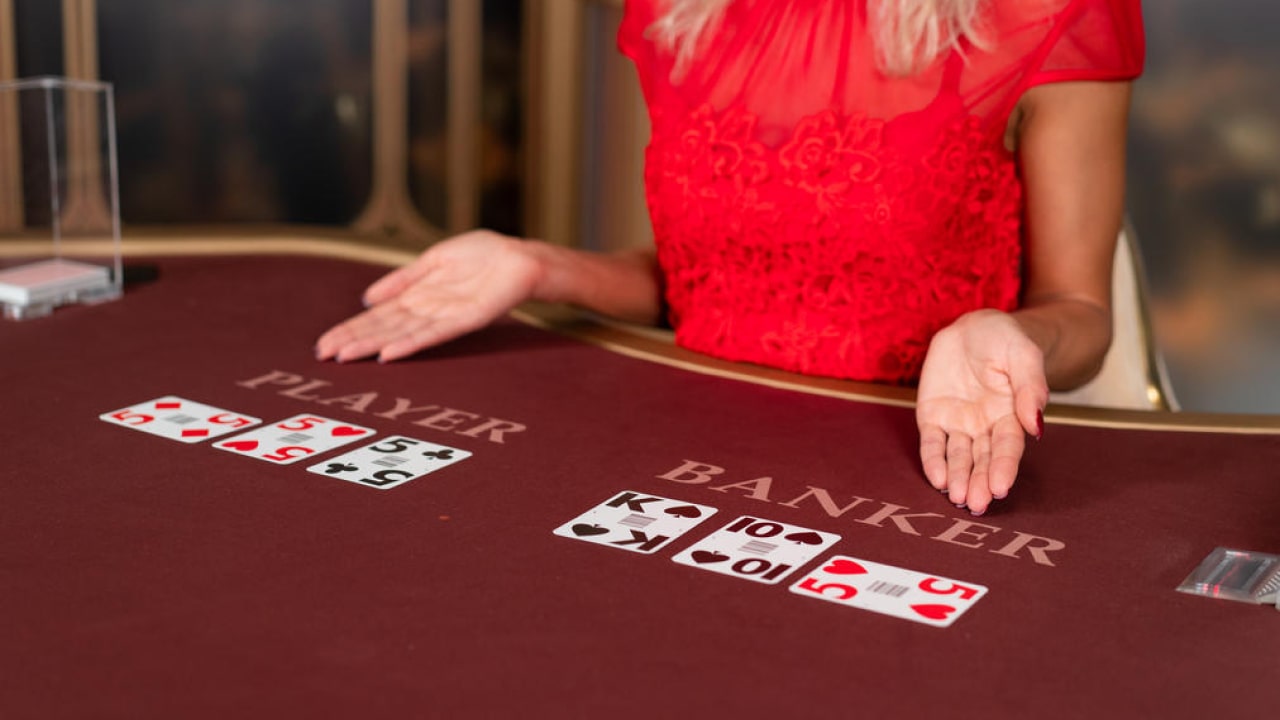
xmin=214 ymin=414 xmax=374 ymax=465
xmin=671 ymin=516 xmax=840 ymax=585
xmin=553 ymin=491 xmax=718 ymax=555
xmin=99 ymin=395 xmax=261 ymax=443
xmin=789 ymin=555 xmax=988 ymax=628
xmin=306 ymin=435 xmax=471 ymax=490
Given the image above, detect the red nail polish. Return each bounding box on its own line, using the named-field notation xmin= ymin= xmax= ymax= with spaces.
xmin=1035 ymin=410 xmax=1044 ymax=441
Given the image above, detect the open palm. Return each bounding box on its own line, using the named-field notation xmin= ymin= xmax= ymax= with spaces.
xmin=316 ymin=230 xmax=543 ymax=363
xmin=916 ymin=311 xmax=1048 ymax=516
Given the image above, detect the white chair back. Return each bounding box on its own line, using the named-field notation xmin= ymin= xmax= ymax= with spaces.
xmin=1050 ymin=225 xmax=1179 ymax=410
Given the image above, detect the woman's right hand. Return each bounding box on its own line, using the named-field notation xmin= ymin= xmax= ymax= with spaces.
xmin=315 ymin=230 xmax=546 ymax=363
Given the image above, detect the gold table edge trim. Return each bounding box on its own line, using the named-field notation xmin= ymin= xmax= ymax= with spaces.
xmin=6 ymin=235 xmax=1277 ymax=435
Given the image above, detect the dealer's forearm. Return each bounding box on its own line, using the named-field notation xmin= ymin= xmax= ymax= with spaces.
xmin=1011 ymin=296 xmax=1113 ymax=391
xmin=526 ymin=242 xmax=664 ymax=326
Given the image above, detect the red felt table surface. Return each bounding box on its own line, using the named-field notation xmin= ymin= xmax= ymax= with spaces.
xmin=1 ymin=249 xmax=1278 ymax=719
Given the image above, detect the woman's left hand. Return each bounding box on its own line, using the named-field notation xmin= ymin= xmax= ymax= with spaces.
xmin=916 ymin=310 xmax=1049 ymax=516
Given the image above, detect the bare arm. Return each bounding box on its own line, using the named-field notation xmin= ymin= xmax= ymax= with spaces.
xmin=315 ymin=231 xmax=663 ymax=363
xmin=526 ymin=241 xmax=663 ymax=325
xmin=916 ymin=80 xmax=1134 ymax=515
xmin=1014 ymin=80 xmax=1134 ymax=389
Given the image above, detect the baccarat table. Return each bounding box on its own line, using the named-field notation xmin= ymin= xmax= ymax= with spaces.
xmin=1 ymin=238 xmax=1277 ymax=719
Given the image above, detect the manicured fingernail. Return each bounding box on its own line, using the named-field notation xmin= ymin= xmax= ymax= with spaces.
xmin=1035 ymin=410 xmax=1044 ymax=441
xmin=992 ymin=491 xmax=1007 ymax=500
xmin=970 ymin=508 xmax=986 ymax=517
xmin=954 ymin=503 xmax=966 ymax=509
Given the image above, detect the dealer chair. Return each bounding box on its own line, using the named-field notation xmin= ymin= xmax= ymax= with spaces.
xmin=1049 ymin=223 xmax=1179 ymax=411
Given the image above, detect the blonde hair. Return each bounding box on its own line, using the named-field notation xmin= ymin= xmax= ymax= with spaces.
xmin=650 ymin=0 xmax=990 ymax=77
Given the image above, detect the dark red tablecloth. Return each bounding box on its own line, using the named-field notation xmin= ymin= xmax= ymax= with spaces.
xmin=1 ymin=253 xmax=1277 ymax=719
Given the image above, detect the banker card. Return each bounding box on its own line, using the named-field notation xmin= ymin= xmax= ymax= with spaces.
xmin=215 ymin=414 xmax=374 ymax=464
xmin=99 ymin=395 xmax=261 ymax=443
xmin=307 ymin=435 xmax=471 ymax=490
xmin=671 ymin=516 xmax=840 ymax=585
xmin=789 ymin=555 xmax=988 ymax=627
xmin=553 ymin=491 xmax=718 ymax=554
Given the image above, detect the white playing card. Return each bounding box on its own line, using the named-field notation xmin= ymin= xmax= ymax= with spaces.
xmin=306 ymin=435 xmax=471 ymax=490
xmin=214 ymin=414 xmax=375 ymax=464
xmin=553 ymin=491 xmax=718 ymax=554
xmin=99 ymin=395 xmax=262 ymax=443
xmin=789 ymin=555 xmax=988 ymax=628
xmin=671 ymin=516 xmax=840 ymax=585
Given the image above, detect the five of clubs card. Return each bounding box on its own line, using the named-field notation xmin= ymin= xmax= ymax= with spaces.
xmin=99 ymin=397 xmax=470 ymax=490
xmin=307 ymin=435 xmax=472 ymax=490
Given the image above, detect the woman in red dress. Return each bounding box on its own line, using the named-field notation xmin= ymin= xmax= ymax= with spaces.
xmin=317 ymin=0 xmax=1144 ymax=517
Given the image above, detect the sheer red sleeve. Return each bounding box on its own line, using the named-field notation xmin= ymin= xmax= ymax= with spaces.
xmin=1025 ymin=0 xmax=1145 ymax=88
xmin=613 ymin=0 xmax=1146 ymax=383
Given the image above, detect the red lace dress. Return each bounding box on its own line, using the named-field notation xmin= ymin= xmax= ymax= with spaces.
xmin=619 ymin=0 xmax=1144 ymax=383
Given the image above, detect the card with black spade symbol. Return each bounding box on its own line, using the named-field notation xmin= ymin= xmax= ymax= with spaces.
xmin=553 ymin=491 xmax=718 ymax=554
xmin=671 ymin=516 xmax=841 ymax=585
xmin=306 ymin=435 xmax=471 ymax=490
xmin=789 ymin=555 xmax=987 ymax=628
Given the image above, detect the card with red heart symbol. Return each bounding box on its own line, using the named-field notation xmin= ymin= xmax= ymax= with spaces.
xmin=789 ymin=555 xmax=988 ymax=627
xmin=552 ymin=491 xmax=718 ymax=554
xmin=214 ymin=414 xmax=374 ymax=465
xmin=671 ymin=516 xmax=840 ymax=585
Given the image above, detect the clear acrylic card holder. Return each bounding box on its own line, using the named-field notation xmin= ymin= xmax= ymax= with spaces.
xmin=1177 ymin=547 xmax=1280 ymax=606
xmin=0 ymin=77 xmax=122 ymax=320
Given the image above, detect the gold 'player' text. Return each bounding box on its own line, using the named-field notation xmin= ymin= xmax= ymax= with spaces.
xmin=236 ymin=370 xmax=527 ymax=444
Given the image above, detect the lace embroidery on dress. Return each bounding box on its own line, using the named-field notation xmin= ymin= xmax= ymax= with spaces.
xmin=622 ymin=0 xmax=1144 ymax=383
xmin=645 ymin=104 xmax=1023 ymax=383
